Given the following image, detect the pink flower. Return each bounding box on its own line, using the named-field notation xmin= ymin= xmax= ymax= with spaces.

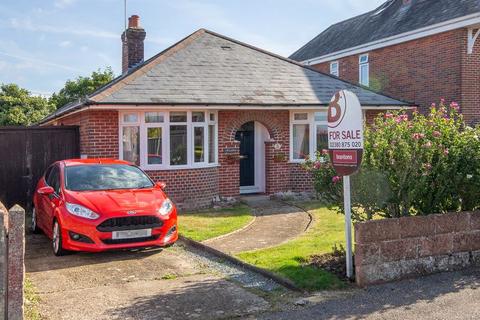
xmin=385 ymin=113 xmax=394 ymax=119
xmin=423 ymin=141 xmax=432 ymax=148
xmin=450 ymin=102 xmax=460 ymax=111
xmin=440 ymin=98 xmax=446 ymax=104
xmin=431 ymin=103 xmax=436 ymax=109
xmin=313 ymin=161 xmax=321 ymax=170
xmin=443 ymin=148 xmax=449 ymax=156
xmin=412 ymin=133 xmax=425 ymax=140
xmin=321 ymin=149 xmax=329 ymax=155
xmin=332 ymin=176 xmax=341 ymax=184
xmin=432 ymin=131 xmax=441 ymax=138
xmin=423 ymin=163 xmax=432 ymax=170
xmin=395 ymin=117 xmax=402 ymax=124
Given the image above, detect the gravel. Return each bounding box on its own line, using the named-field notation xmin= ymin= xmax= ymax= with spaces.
xmin=177 ymin=244 xmax=284 ymax=293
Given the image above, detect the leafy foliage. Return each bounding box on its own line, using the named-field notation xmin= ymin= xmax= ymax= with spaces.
xmin=49 ymin=67 xmax=115 ymax=109
xmin=0 ymin=84 xmax=55 ymax=126
xmin=304 ymin=101 xmax=480 ymax=221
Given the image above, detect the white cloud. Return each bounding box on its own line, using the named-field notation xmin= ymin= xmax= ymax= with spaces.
xmin=9 ymin=17 xmax=118 ymax=39
xmin=59 ymin=40 xmax=73 ymax=48
xmin=0 ymin=50 xmax=82 ymax=72
xmin=54 ymin=0 xmax=77 ymax=9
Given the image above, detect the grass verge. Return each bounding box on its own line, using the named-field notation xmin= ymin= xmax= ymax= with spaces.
xmin=25 ymin=277 xmax=42 ymax=320
xmin=236 ymin=202 xmax=347 ymax=291
xmin=179 ymin=204 xmax=254 ymax=242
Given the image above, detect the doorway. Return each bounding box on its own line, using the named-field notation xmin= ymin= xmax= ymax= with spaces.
xmin=235 ymin=121 xmax=270 ymax=194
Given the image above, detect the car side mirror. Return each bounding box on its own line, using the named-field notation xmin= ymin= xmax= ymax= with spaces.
xmin=156 ymin=182 xmax=167 ymax=190
xmin=38 ymin=186 xmax=55 ymax=195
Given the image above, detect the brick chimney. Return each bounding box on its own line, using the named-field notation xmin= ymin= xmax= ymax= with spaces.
xmin=121 ymin=15 xmax=146 ymax=74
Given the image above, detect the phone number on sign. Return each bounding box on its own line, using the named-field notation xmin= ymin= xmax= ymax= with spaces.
xmin=329 ymin=141 xmax=362 ymax=148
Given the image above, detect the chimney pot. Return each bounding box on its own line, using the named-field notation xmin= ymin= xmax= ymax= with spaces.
xmin=128 ymin=15 xmax=140 ymax=28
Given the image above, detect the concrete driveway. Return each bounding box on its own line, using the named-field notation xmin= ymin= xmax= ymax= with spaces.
xmin=26 ymin=233 xmax=271 ymax=320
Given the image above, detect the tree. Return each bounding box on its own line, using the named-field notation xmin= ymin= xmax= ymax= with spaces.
xmin=50 ymin=67 xmax=115 ymax=109
xmin=0 ymin=84 xmax=55 ymax=126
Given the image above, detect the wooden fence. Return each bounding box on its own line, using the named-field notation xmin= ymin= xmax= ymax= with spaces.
xmin=0 ymin=201 xmax=25 ymax=320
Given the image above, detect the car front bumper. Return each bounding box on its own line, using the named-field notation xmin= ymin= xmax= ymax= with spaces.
xmin=59 ymin=212 xmax=178 ymax=252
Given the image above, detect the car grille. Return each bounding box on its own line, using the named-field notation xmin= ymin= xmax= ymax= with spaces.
xmin=102 ymin=235 xmax=159 ymax=245
xmin=96 ymin=216 xmax=163 ymax=232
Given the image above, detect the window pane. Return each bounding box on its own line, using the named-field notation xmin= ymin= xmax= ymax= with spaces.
xmin=209 ymin=125 xmax=216 ymax=163
xmin=145 ymin=112 xmax=164 ymax=123
xmin=192 ymin=112 xmax=205 ymax=122
xmin=170 ymin=125 xmax=187 ymax=165
xmin=123 ymin=113 xmax=138 ymax=123
xmin=147 ymin=127 xmax=162 ymax=164
xmin=316 ymin=125 xmax=328 ymax=152
xmin=360 ymin=64 xmax=369 ymax=86
xmin=293 ymin=124 xmax=310 ymax=160
xmin=209 ymin=113 xmax=215 ymax=122
xmin=194 ymin=127 xmax=205 ymax=163
xmin=360 ymin=54 xmax=369 ymax=63
xmin=294 ymin=113 xmax=308 ymax=121
xmin=170 ymin=112 xmax=187 ymax=123
xmin=122 ymin=126 xmax=140 ymax=165
xmin=315 ymin=111 xmax=327 ymax=122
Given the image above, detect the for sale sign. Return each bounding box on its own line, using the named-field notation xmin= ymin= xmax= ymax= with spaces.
xmin=328 ymin=90 xmax=364 ymax=176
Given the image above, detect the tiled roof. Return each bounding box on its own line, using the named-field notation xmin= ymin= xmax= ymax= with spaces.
xmin=290 ymin=0 xmax=480 ymax=62
xmin=42 ymin=29 xmax=410 ymax=123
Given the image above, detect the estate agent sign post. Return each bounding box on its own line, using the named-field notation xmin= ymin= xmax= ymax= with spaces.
xmin=327 ymin=90 xmax=364 ymax=279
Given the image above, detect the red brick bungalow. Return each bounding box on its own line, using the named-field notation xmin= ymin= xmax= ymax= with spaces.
xmin=290 ymin=0 xmax=480 ymax=123
xmin=40 ymin=16 xmax=409 ymax=210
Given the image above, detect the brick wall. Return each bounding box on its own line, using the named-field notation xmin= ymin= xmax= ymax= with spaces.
xmin=461 ymin=28 xmax=480 ymax=124
xmin=355 ymin=211 xmax=480 ymax=287
xmin=313 ymin=29 xmax=466 ymax=117
xmin=59 ymin=110 xmax=119 ymax=158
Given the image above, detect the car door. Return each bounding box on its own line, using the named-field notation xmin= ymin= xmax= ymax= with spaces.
xmin=37 ymin=165 xmax=54 ymax=231
xmin=40 ymin=165 xmax=61 ymax=235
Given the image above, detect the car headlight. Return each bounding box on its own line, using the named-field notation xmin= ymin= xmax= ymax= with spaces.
xmin=158 ymin=198 xmax=174 ymax=216
xmin=66 ymin=203 xmax=100 ymax=220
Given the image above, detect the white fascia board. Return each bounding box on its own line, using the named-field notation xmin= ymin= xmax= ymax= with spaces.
xmin=89 ymin=104 xmax=408 ymax=111
xmin=303 ymin=13 xmax=480 ymax=65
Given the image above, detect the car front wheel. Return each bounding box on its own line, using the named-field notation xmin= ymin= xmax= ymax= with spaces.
xmin=31 ymin=207 xmax=41 ymax=234
xmin=52 ymin=220 xmax=68 ymax=256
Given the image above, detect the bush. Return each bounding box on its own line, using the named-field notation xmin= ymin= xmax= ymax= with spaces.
xmin=304 ymin=101 xmax=480 ymax=221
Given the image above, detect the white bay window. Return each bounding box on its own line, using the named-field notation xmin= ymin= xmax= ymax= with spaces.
xmin=119 ymin=110 xmax=218 ymax=169
xmin=290 ymin=110 xmax=328 ymax=162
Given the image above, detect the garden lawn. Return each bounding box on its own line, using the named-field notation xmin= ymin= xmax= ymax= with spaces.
xmin=236 ymin=202 xmax=347 ymax=291
xmin=179 ymin=205 xmax=253 ymax=242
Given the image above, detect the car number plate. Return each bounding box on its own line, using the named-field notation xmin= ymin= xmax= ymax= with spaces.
xmin=112 ymin=229 xmax=152 ymax=240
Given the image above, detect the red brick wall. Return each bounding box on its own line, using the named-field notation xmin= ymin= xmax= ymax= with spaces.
xmin=59 ymin=110 xmax=119 ymax=158
xmin=355 ymin=211 xmax=480 ymax=287
xmin=147 ymin=168 xmax=219 ymax=210
xmin=313 ymin=29 xmax=466 ymax=117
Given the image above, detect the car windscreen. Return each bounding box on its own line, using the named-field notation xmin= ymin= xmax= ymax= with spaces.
xmin=65 ymin=164 xmax=154 ymax=191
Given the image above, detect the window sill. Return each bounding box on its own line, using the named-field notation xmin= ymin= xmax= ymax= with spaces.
xmin=142 ymin=163 xmax=220 ymax=171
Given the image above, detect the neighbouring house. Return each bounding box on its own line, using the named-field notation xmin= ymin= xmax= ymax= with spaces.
xmin=290 ymin=0 xmax=480 ymax=124
xmin=40 ymin=15 xmax=409 ymax=210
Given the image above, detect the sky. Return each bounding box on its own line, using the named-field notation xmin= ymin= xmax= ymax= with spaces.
xmin=0 ymin=0 xmax=385 ymax=96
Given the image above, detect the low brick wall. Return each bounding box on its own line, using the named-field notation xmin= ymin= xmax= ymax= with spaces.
xmin=355 ymin=211 xmax=480 ymax=287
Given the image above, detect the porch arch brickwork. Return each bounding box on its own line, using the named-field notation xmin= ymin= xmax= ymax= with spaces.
xmin=218 ymin=110 xmax=291 ymax=196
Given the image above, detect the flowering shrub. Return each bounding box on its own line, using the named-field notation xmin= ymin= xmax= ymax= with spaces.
xmin=304 ymin=101 xmax=480 ymax=221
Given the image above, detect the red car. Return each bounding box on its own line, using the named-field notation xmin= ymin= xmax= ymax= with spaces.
xmin=32 ymin=159 xmax=178 ymax=256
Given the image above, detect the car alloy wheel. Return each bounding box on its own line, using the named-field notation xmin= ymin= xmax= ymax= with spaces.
xmin=52 ymin=220 xmax=67 ymax=256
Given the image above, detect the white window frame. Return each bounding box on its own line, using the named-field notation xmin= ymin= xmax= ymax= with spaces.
xmin=119 ymin=110 xmax=218 ymax=170
xmin=359 ymin=53 xmax=370 ymax=86
xmin=289 ymin=110 xmax=328 ymax=163
xmin=330 ymin=61 xmax=339 ymax=77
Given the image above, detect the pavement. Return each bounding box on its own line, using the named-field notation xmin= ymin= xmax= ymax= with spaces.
xmin=26 ymin=233 xmax=272 ymax=320
xmin=204 ymin=196 xmax=311 ymax=253
xmin=249 ymin=268 xmax=480 ymax=320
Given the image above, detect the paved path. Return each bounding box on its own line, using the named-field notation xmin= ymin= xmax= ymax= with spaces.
xmin=204 ymin=196 xmax=311 ymax=254
xmin=250 ymin=268 xmax=480 ymax=320
xmin=26 ymin=233 xmax=270 ymax=320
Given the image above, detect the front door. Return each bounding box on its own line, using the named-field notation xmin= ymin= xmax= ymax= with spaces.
xmin=236 ymin=122 xmax=255 ymax=187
